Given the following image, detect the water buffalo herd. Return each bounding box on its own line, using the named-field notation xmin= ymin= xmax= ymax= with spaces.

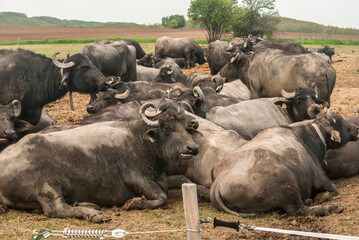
xmin=0 ymin=36 xmax=357 ymax=222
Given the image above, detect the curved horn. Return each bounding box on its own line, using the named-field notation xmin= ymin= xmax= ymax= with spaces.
xmin=193 ymin=86 xmax=205 ymax=102
xmin=168 ymin=86 xmax=184 ymax=99
xmin=166 ymin=65 xmax=174 ymax=75
xmin=139 ymin=102 xmax=160 ymax=127
xmin=114 ymin=87 xmax=131 ymax=99
xmin=52 ymin=52 xmax=76 ymax=69
xmin=11 ymin=100 xmax=21 ymax=117
xmin=191 ymin=77 xmax=204 ymax=88
xmin=243 ymin=42 xmax=247 ymax=48
xmin=281 ymin=89 xmax=296 ymax=99
xmin=180 ymin=101 xmax=194 ymax=114
xmin=211 ymin=76 xmax=225 ymax=86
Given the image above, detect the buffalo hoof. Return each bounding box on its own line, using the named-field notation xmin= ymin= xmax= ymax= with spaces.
xmin=314 ymin=191 xmax=335 ymax=204
xmin=86 ymin=211 xmax=111 ymax=223
xmin=74 ymin=202 xmax=101 ymax=210
xmin=123 ymin=197 xmax=143 ymax=211
xmin=0 ymin=204 xmax=8 ymax=214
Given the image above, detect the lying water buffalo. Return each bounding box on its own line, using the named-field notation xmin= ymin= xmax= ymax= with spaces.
xmin=206 ymin=88 xmax=328 ymax=138
xmin=322 ymin=115 xmax=359 ymax=179
xmin=221 ymin=48 xmax=336 ymax=104
xmin=0 ymin=49 xmax=109 ymax=126
xmin=155 ymin=36 xmax=206 ymax=69
xmin=0 ymin=99 xmax=199 ymax=222
xmin=210 ymin=111 xmax=358 ymax=216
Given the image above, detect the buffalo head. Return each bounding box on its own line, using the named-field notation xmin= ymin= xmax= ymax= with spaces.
xmin=0 ymin=100 xmax=34 ymax=142
xmin=140 ymin=99 xmax=199 ymax=161
xmin=274 ymin=88 xmax=329 ymax=122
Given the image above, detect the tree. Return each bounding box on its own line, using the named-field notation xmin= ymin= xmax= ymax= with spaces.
xmin=187 ymin=0 xmax=238 ymax=42
xmin=161 ymin=14 xmax=186 ymax=29
xmin=232 ymin=0 xmax=279 ymax=38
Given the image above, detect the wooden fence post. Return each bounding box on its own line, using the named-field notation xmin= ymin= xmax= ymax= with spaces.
xmin=182 ymin=183 xmax=201 ymax=240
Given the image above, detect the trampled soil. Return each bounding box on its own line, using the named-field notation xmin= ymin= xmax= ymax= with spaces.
xmin=0 ymin=29 xmax=358 ymax=239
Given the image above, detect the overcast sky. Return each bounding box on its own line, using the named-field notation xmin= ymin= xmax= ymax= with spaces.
xmin=2 ymin=0 xmax=359 ymax=29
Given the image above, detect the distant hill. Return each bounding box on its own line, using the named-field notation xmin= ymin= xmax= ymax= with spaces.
xmin=0 ymin=12 xmax=155 ymax=28
xmin=1 ymin=12 xmax=358 ymax=36
xmin=277 ymin=17 xmax=359 ymax=36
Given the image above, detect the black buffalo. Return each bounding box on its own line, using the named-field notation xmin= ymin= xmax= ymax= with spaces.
xmin=81 ymin=42 xmax=137 ymax=81
xmin=0 ymin=99 xmax=199 ymax=222
xmin=0 ymin=49 xmax=109 ymax=126
xmin=99 ymin=39 xmax=146 ymax=59
xmin=155 ymin=36 xmax=206 ymax=69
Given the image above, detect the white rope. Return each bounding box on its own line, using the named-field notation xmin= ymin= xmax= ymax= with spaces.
xmin=251 ymin=226 xmax=359 ymax=240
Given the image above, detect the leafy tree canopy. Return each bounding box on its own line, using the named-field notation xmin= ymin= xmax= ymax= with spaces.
xmin=161 ymin=14 xmax=186 ymax=29
xmin=187 ymin=0 xmax=238 ymax=42
xmin=232 ymin=0 xmax=279 ymax=38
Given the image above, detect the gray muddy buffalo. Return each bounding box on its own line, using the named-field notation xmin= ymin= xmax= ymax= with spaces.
xmin=252 ymin=40 xmax=309 ymax=53
xmin=210 ymin=111 xmax=358 ymax=217
xmin=221 ymin=48 xmax=336 ymax=104
xmin=0 ymin=49 xmax=109 ymax=126
xmin=81 ymin=42 xmax=137 ymax=81
xmin=0 ymin=99 xmax=199 ymax=222
xmin=206 ymin=88 xmax=328 ymax=138
xmin=155 ymin=36 xmax=206 ymax=69
xmin=204 ymin=40 xmax=229 ymax=75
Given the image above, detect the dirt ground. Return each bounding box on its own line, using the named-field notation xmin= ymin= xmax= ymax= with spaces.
xmin=1 ymin=27 xmax=359 ymax=42
xmin=0 ymin=30 xmax=358 ymax=239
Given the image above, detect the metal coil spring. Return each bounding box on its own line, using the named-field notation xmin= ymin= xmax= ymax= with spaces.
xmin=62 ymin=228 xmax=107 ymax=239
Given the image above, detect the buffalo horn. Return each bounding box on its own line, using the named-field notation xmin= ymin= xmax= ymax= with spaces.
xmin=281 ymin=89 xmax=296 ymax=99
xmin=139 ymin=102 xmax=160 ymax=127
xmin=52 ymin=52 xmax=76 ymax=69
xmin=168 ymin=86 xmax=184 ymax=99
xmin=193 ymin=86 xmax=205 ymax=102
xmin=230 ymin=53 xmax=240 ymax=63
xmin=180 ymin=101 xmax=194 ymax=114
xmin=11 ymin=100 xmax=21 ymax=117
xmin=114 ymin=87 xmax=131 ymax=100
xmin=167 ymin=65 xmax=174 ymax=75
xmin=307 ymin=104 xmax=321 ymax=119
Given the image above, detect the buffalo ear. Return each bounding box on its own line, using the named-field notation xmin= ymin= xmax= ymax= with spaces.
xmin=143 ymin=129 xmax=158 ymax=143
xmin=273 ymin=97 xmax=291 ymax=109
xmin=12 ymin=100 xmax=21 ymax=117
xmin=314 ymin=99 xmax=329 ymax=109
xmin=15 ymin=120 xmax=35 ymax=132
xmin=330 ymin=130 xmax=341 ymax=143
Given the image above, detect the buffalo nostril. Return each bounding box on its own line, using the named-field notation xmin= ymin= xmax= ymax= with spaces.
xmin=4 ymin=130 xmax=16 ymax=140
xmin=86 ymin=105 xmax=95 ymax=113
xmin=187 ymin=145 xmax=199 ymax=155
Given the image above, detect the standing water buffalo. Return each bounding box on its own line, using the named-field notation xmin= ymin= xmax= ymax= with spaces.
xmin=155 ymin=36 xmax=206 ymax=69
xmin=81 ymin=42 xmax=137 ymax=81
xmin=0 ymin=99 xmax=199 ymax=222
xmin=0 ymin=49 xmax=109 ymax=126
xmin=99 ymin=39 xmax=146 ymax=59
xmin=206 ymin=40 xmax=230 ymax=75
xmin=252 ymin=40 xmax=309 ymax=53
xmin=210 ymin=111 xmax=358 ymax=217
xmin=221 ymin=48 xmax=336 ymax=104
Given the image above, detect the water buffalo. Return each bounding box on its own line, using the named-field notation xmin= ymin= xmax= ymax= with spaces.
xmin=86 ymin=81 xmax=187 ymax=114
xmin=81 ymin=42 xmax=137 ymax=81
xmin=252 ymin=40 xmax=309 ymax=53
xmin=99 ymin=39 xmax=146 ymax=59
xmin=137 ymin=53 xmax=155 ymax=67
xmin=0 ymin=100 xmax=55 ymax=149
xmin=0 ymin=49 xmax=109 ymax=126
xmin=317 ymin=45 xmax=335 ymax=61
xmin=220 ymin=48 xmax=336 ymax=104
xmin=155 ymin=36 xmax=206 ymax=69
xmin=322 ymin=115 xmax=359 ymax=179
xmin=210 ymin=111 xmax=358 ymax=216
xmin=168 ymin=86 xmax=239 ymax=118
xmin=206 ymin=88 xmax=328 ymax=138
xmin=0 ymin=99 xmax=199 ymax=222
xmin=206 ymin=40 xmax=229 ymax=75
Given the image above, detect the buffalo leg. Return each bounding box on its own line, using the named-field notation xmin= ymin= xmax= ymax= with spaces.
xmin=167 ymin=175 xmax=210 ymax=201
xmin=36 ymin=183 xmax=110 ymax=222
